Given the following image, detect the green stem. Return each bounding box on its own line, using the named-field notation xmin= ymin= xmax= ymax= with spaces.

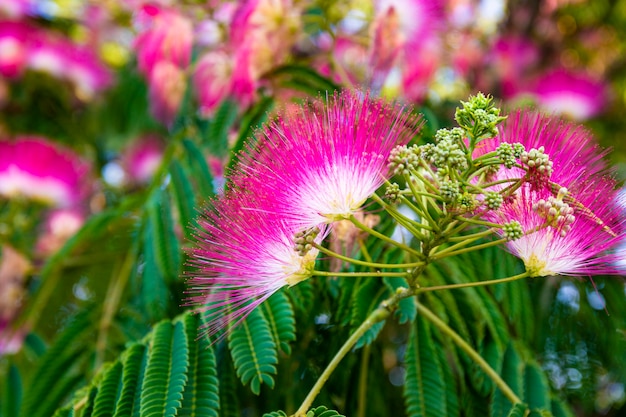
xmin=357 ymin=344 xmax=371 ymax=417
xmin=447 ymin=228 xmax=498 ymax=243
xmin=417 ymin=271 xmax=529 ymax=293
xmin=292 ymin=288 xmax=414 ymax=417
xmin=313 ymin=243 xmax=425 ymax=269
xmin=348 ymin=214 xmax=423 ymax=258
xmin=415 ymin=302 xmax=523 ymax=405
xmin=312 ymin=270 xmax=409 ymax=278
xmin=371 ymin=194 xmax=426 ymax=240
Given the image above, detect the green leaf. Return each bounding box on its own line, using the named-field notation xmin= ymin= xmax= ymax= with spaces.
xmin=268 ymin=65 xmax=339 ymax=96
xmin=351 ymin=279 xmax=390 ymax=349
xmin=178 ymin=314 xmax=219 ymax=417
xmin=92 ymin=362 xmax=123 ymax=417
xmin=550 ymin=398 xmax=575 ymax=417
xmin=2 ymin=364 xmax=22 ymax=417
xmin=181 ymin=138 xmax=215 ymax=200
xmin=113 ymin=343 xmax=148 ymax=417
xmin=169 ymin=160 xmax=197 ymax=238
xmin=261 ymin=289 xmax=296 ymax=355
xmin=524 ymin=362 xmax=551 ymax=412
xmin=146 ymin=189 xmax=181 ymax=282
xmin=19 ymin=308 xmax=95 ymax=417
xmin=506 ymin=403 xmax=529 ymax=417
xmin=404 ymin=313 xmax=447 ymax=417
xmin=205 ymin=99 xmax=239 ymax=157
xmin=217 ymin=350 xmax=240 ymax=417
xmin=141 ymin=222 xmax=169 ymax=320
xmin=140 ymin=320 xmax=189 ymax=417
xmin=262 ymin=411 xmax=288 ymax=417
xmin=305 ymin=405 xmax=346 ymax=417
xmin=228 ymin=307 xmax=278 ymax=395
xmin=384 ymin=277 xmax=416 ymax=324
xmin=491 ymin=344 xmax=525 ymax=417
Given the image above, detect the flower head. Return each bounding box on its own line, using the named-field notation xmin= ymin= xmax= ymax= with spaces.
xmin=480 ymin=111 xmax=624 ymax=277
xmin=187 ymin=189 xmax=326 ymax=340
xmin=0 ymin=136 xmax=91 ymax=207
xmin=231 ymin=90 xmax=423 ymax=230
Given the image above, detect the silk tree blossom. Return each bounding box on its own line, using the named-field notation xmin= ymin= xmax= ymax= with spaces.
xmin=479 ymin=111 xmax=625 ymax=277
xmin=187 ymin=189 xmax=327 ymax=340
xmin=231 ymin=90 xmax=423 ymax=230
xmin=0 ymin=136 xmax=91 ymax=207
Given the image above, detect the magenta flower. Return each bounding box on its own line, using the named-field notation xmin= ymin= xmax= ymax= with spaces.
xmin=133 ymin=5 xmax=193 ymax=77
xmin=0 ymin=136 xmax=91 ymax=207
xmin=231 ymin=90 xmax=423 ymax=230
xmin=481 ymin=111 xmax=624 ymax=277
xmin=187 ymin=190 xmax=326 ymax=340
xmin=120 ymin=134 xmax=164 ymax=184
xmin=193 ymin=51 xmax=234 ymax=116
xmin=148 ymin=60 xmax=186 ymax=126
xmin=525 ymin=68 xmax=606 ymax=121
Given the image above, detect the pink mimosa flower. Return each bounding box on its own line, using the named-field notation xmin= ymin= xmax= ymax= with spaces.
xmin=148 ymin=61 xmax=186 ymax=126
xmin=0 ymin=136 xmax=91 ymax=207
xmin=480 ymin=111 xmax=624 ymax=277
xmin=526 ymin=69 xmax=607 ymax=121
xmin=120 ymin=134 xmax=164 ymax=184
xmin=193 ymin=51 xmax=233 ymax=116
xmin=133 ymin=6 xmax=193 ymax=77
xmin=0 ymin=21 xmax=29 ymax=78
xmin=231 ymin=90 xmax=423 ymax=230
xmin=187 ymin=190 xmax=326 ymax=340
xmin=35 ymin=208 xmax=86 ymax=257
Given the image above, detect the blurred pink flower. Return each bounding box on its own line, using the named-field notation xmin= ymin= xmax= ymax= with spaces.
xmin=134 ymin=5 xmax=193 ymax=77
xmin=187 ymin=190 xmax=325 ymax=340
xmin=120 ymin=134 xmax=164 ymax=184
xmin=0 ymin=136 xmax=91 ymax=207
xmin=35 ymin=208 xmax=86 ymax=257
xmin=488 ymin=35 xmax=540 ymax=96
xmin=148 ymin=60 xmax=186 ymax=126
xmin=0 ymin=245 xmax=30 ymax=356
xmin=0 ymin=20 xmax=111 ymax=97
xmin=0 ymin=0 xmax=31 ymax=18
xmin=527 ymin=68 xmax=607 ymax=120
xmin=193 ymin=51 xmax=233 ymax=116
xmin=231 ymin=90 xmax=423 ymax=230
xmin=481 ymin=111 xmax=624 ymax=277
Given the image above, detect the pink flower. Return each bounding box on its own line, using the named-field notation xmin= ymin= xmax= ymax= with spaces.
xmin=148 ymin=61 xmax=186 ymax=126
xmin=35 ymin=208 xmax=86 ymax=257
xmin=0 ymin=136 xmax=91 ymax=207
xmin=133 ymin=6 xmax=193 ymax=77
xmin=524 ymin=69 xmax=606 ymax=121
xmin=481 ymin=111 xmax=624 ymax=277
xmin=187 ymin=190 xmax=325 ymax=340
xmin=120 ymin=134 xmax=164 ymax=184
xmin=0 ymin=21 xmax=29 ymax=78
xmin=231 ymin=90 xmax=423 ymax=230
xmin=193 ymin=51 xmax=233 ymax=116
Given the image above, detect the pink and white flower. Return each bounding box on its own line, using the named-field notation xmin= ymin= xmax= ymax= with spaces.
xmin=231 ymin=90 xmax=423 ymax=230
xmin=187 ymin=189 xmax=325 ymax=340
xmin=481 ymin=111 xmax=624 ymax=277
xmin=120 ymin=134 xmax=164 ymax=184
xmin=0 ymin=136 xmax=91 ymax=207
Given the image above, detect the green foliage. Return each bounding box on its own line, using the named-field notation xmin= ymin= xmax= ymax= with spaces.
xmin=228 ymin=307 xmax=278 ymax=395
xmin=403 ymin=314 xmax=447 ymax=417
xmin=261 ymin=290 xmax=297 ymax=356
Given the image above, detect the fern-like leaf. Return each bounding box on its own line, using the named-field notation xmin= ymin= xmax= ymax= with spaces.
xmin=179 ymin=314 xmax=219 ymax=417
xmin=228 ymin=307 xmax=278 ymax=395
xmin=181 ymin=139 xmax=215 ymax=200
xmin=146 ymin=189 xmax=181 ymax=282
xmin=305 ymin=405 xmax=346 ymax=417
xmin=523 ymin=362 xmax=551 ymax=412
xmin=169 ymin=160 xmax=197 ymax=238
xmin=261 ymin=290 xmax=296 ymax=355
xmin=19 ymin=308 xmax=95 ymax=417
xmin=140 ymin=320 xmax=189 ymax=417
xmin=92 ymin=362 xmax=123 ymax=417
xmin=262 ymin=411 xmax=288 ymax=417
xmin=404 ymin=313 xmax=447 ymax=417
xmin=2 ymin=363 xmax=22 ymax=417
xmin=491 ymin=344 xmax=524 ymax=417
xmin=350 ymin=279 xmax=390 ymax=349
xmin=113 ymin=343 xmax=148 ymax=417
xmin=506 ymin=403 xmax=529 ymax=417
xmin=384 ymin=277 xmax=416 ymax=324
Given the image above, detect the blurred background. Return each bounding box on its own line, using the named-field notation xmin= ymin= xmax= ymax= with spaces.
xmin=0 ymin=1 xmax=625 ymax=416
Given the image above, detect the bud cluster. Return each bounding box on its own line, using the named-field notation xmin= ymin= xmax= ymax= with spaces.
xmin=532 ymin=188 xmax=575 ymax=237
xmin=496 ymin=142 xmax=525 ymax=169
xmin=520 ymin=146 xmax=553 ymax=179
xmin=485 ymin=192 xmax=503 ymax=210
xmin=384 ymin=183 xmax=401 ymax=202
xmin=294 ymin=227 xmax=321 ymax=256
xmin=455 ymin=93 xmax=507 ymax=141
xmin=502 ymin=221 xmax=523 ymax=241
xmin=424 ymin=128 xmax=468 ymax=171
xmin=388 ymin=144 xmax=421 ymax=176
